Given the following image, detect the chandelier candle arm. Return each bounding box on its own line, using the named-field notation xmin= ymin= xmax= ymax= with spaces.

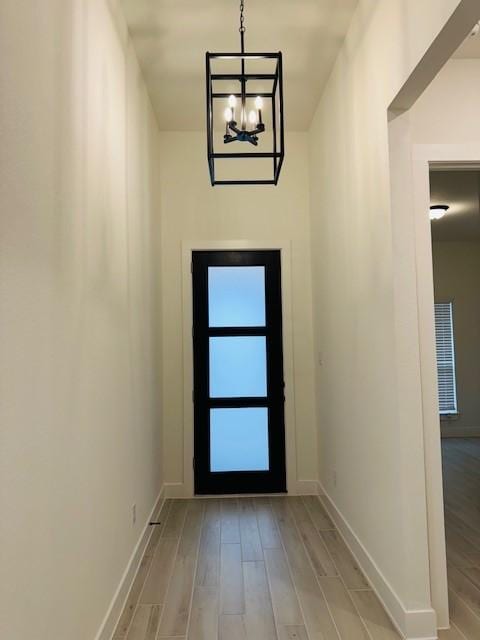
xmin=255 ymin=96 xmax=263 ymax=124
xmin=228 ymin=94 xmax=236 ymax=120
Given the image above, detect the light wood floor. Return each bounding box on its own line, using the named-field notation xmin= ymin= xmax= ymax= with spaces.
xmin=113 ymin=495 xmax=400 ymax=640
xmin=441 ymin=438 xmax=480 ymax=640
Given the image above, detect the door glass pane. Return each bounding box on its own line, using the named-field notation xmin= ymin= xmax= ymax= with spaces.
xmin=210 ymin=336 xmax=267 ymax=398
xmin=210 ymin=408 xmax=269 ymax=472
xmin=208 ymin=266 xmax=266 ymax=327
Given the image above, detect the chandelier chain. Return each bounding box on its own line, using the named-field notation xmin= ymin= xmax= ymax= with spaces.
xmin=239 ymin=0 xmax=245 ymax=33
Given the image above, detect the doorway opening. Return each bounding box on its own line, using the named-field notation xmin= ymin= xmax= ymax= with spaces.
xmin=429 ymin=167 xmax=480 ymax=636
xmin=192 ymin=250 xmax=286 ymax=495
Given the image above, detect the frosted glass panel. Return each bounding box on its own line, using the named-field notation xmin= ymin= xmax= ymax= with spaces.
xmin=210 ymin=336 xmax=267 ymax=398
xmin=210 ymin=408 xmax=269 ymax=472
xmin=208 ymin=266 xmax=265 ymax=327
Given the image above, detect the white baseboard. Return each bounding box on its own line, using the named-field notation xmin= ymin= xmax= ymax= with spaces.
xmin=295 ymin=479 xmax=320 ymax=495
xmin=94 ymin=485 xmax=165 ymax=640
xmin=164 ymin=482 xmax=188 ymax=498
xmin=164 ymin=480 xmax=319 ymax=498
xmin=441 ymin=425 xmax=480 ymax=438
xmin=318 ymin=483 xmax=437 ymax=640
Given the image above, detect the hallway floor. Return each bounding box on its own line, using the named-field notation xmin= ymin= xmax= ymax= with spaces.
xmin=442 ymin=438 xmax=480 ymax=639
xmin=113 ymin=495 xmax=400 ymax=640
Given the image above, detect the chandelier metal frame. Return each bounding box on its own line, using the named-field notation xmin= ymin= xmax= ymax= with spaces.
xmin=205 ymin=0 xmax=285 ymax=185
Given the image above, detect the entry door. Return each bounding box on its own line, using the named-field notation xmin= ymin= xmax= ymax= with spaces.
xmin=192 ymin=250 xmax=286 ymax=495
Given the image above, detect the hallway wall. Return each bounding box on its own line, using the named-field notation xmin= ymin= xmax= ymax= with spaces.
xmin=158 ymin=131 xmax=317 ymax=494
xmin=307 ymin=1 xmax=473 ymax=637
xmin=0 ymin=2 xmax=163 ymax=639
xmin=410 ymin=58 xmax=480 ymax=143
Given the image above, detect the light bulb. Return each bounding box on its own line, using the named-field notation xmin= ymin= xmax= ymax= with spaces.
xmin=228 ymin=94 xmax=237 ymax=108
xmin=224 ymin=107 xmax=233 ymax=122
xmin=429 ymin=205 xmax=449 ymax=221
xmin=255 ymin=96 xmax=263 ymax=110
xmin=248 ymin=109 xmax=257 ymax=125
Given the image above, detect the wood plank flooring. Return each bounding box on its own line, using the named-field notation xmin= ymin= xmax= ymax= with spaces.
xmin=443 ymin=438 xmax=480 ymax=640
xmin=113 ymin=496 xmax=400 ymax=640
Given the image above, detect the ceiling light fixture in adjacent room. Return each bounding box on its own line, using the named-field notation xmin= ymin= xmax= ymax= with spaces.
xmin=205 ymin=0 xmax=285 ymax=185
xmin=430 ymin=205 xmax=450 ymax=221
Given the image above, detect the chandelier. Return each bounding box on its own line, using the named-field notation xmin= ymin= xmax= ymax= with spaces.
xmin=206 ymin=0 xmax=285 ymax=185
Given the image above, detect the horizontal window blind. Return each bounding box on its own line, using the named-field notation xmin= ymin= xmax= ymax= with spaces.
xmin=434 ymin=302 xmax=457 ymax=414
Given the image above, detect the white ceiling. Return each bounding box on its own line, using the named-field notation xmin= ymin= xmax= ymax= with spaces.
xmin=430 ymin=170 xmax=480 ymax=242
xmin=121 ymin=0 xmax=358 ymax=131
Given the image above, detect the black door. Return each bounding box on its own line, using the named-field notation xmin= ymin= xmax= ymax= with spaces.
xmin=192 ymin=250 xmax=286 ymax=494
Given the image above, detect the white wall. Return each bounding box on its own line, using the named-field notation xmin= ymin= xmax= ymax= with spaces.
xmin=308 ymin=1 xmax=472 ymax=637
xmin=158 ymin=131 xmax=317 ymax=494
xmin=432 ymin=242 xmax=480 ymax=432
xmin=410 ymin=58 xmax=480 ymax=143
xmin=0 ymin=2 xmax=163 ymax=639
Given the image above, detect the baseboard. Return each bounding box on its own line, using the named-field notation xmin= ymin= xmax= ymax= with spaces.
xmin=94 ymin=484 xmax=165 ymax=640
xmin=295 ymin=479 xmax=320 ymax=495
xmin=163 ymin=480 xmax=320 ymax=497
xmin=164 ymin=482 xmax=188 ymax=498
xmin=441 ymin=425 xmax=480 ymax=438
xmin=318 ymin=483 xmax=437 ymax=640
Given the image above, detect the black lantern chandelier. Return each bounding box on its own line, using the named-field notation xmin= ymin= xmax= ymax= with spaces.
xmin=206 ymin=0 xmax=285 ymax=185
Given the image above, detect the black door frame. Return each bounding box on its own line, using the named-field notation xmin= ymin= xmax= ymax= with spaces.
xmin=192 ymin=250 xmax=287 ymax=495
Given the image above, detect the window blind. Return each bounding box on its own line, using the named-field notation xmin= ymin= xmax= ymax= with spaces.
xmin=434 ymin=302 xmax=458 ymax=414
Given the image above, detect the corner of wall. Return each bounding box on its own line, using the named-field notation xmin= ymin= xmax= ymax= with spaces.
xmin=94 ymin=485 xmax=166 ymax=640
xmin=319 ymin=486 xmax=438 ymax=640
